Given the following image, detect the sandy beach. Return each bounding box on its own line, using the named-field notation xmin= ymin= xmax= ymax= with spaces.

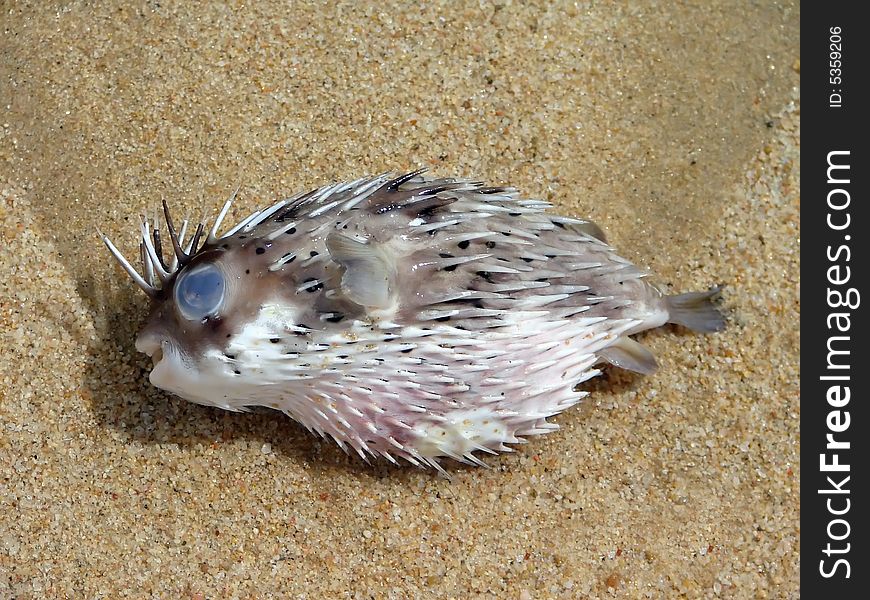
xmin=1 ymin=2 xmax=799 ymax=597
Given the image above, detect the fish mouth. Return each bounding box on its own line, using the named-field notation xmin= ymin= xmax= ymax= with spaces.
xmin=151 ymin=345 xmax=164 ymax=368
xmin=135 ymin=336 xmax=183 ymax=393
xmin=135 ymin=335 xmax=166 ymax=369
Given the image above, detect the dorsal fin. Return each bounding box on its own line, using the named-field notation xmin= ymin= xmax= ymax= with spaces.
xmin=566 ymin=219 xmax=608 ymax=243
xmin=325 ymin=232 xmax=396 ymax=310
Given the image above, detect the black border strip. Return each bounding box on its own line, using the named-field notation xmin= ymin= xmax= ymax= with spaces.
xmin=802 ymin=6 xmax=869 ymax=595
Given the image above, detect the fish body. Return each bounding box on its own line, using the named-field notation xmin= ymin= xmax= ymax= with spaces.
xmin=102 ymin=171 xmax=723 ymax=471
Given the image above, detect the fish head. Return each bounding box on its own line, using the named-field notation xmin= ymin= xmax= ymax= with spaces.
xmin=99 ymin=197 xmax=331 ymax=407
xmin=131 ymin=242 xmax=275 ymax=404
xmin=134 ymin=233 xmax=340 ymax=406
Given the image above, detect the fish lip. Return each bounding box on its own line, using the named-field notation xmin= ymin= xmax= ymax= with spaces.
xmin=151 ymin=345 xmax=164 ymax=368
xmin=136 ymin=337 xmax=177 ymax=391
xmin=135 ymin=335 xmax=166 ymax=368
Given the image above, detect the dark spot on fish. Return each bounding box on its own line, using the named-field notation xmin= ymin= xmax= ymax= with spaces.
xmin=457 ymin=240 xmax=470 ymax=250
xmin=302 ymin=278 xmax=323 ymax=292
xmin=473 ymin=300 xmax=485 ymax=309
xmin=233 ymin=369 xmax=241 ymax=375
xmin=536 ymin=277 xmax=548 ymax=282
xmin=497 ymin=257 xmax=509 ymax=262
xmin=225 ymin=354 xmax=235 ymax=360
xmin=439 ymin=253 xmax=457 ymax=271
xmin=485 ymin=241 xmax=496 ymax=249
xmin=400 ymin=348 xmax=413 ymax=353
xmin=245 ymin=269 xmax=250 ymax=274
xmin=428 ymin=230 xmax=438 ymax=236
xmin=417 ymin=205 xmax=439 ymax=218
xmin=501 ymin=231 xmax=511 ymax=236
xmin=522 ymin=257 xmax=534 ymax=262
xmin=238 ymin=235 xmax=247 ymax=239
xmin=256 ymin=247 xmax=266 ymax=255
xmin=310 ymin=250 xmax=319 ymax=257
xmin=286 ymin=227 xmax=297 ymax=235
xmin=324 ymin=313 xmax=344 ymax=323
xmin=545 ymin=254 xmax=556 ymax=259
xmin=554 ymin=221 xmax=566 ymax=229
xmin=282 ymin=254 xmax=296 ymax=264
xmin=434 ymin=315 xmax=451 ymax=322
xmin=475 ymin=271 xmax=495 ymax=283
xmin=295 ymin=324 xmax=312 ymax=333
xmin=337 ymin=355 xmax=348 ymax=360
xmin=270 ymin=338 xmax=280 ymax=343
xmin=509 ymin=212 xmax=522 ymax=217
xmin=221 ymin=244 xmax=230 ymax=249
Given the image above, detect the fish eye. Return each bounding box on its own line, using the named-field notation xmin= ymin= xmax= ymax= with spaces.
xmin=174 ymin=263 xmax=225 ymax=321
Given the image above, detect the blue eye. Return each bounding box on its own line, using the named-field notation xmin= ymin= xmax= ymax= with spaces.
xmin=174 ymin=263 xmax=225 ymax=321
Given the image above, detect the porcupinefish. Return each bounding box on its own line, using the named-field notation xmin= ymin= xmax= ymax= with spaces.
xmin=101 ymin=170 xmax=724 ymax=472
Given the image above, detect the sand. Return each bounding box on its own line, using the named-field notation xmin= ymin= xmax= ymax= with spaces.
xmin=1 ymin=1 xmax=799 ymax=598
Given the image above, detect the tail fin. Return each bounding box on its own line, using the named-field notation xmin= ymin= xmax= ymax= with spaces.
xmin=665 ymin=287 xmax=726 ymax=333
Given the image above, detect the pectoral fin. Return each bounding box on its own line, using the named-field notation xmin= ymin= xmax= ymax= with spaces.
xmin=326 ymin=233 xmax=395 ymax=309
xmin=598 ymin=337 xmax=658 ymax=375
